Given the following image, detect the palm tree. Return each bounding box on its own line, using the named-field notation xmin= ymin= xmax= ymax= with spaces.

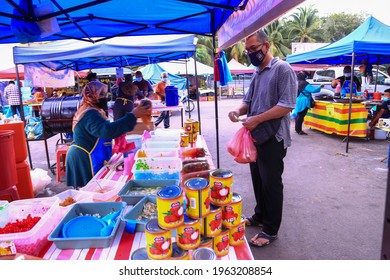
xmin=288 ymin=5 xmax=322 ymax=43
xmin=264 ymin=19 xmax=291 ymax=58
xmin=195 ymin=35 xmax=214 ymax=66
xmin=229 ymin=40 xmax=246 ymax=64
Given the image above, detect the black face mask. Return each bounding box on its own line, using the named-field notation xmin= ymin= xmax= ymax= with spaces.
xmin=248 ymin=48 xmax=266 ymax=67
xmin=97 ymin=97 xmax=108 ymax=110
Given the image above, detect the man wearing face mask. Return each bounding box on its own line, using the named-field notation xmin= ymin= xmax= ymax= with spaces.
xmin=133 ymin=71 xmax=154 ymax=100
xmin=331 ymin=66 xmax=361 ymax=98
xmin=228 ymin=30 xmax=296 ymax=248
xmin=154 ymin=72 xmax=170 ymax=128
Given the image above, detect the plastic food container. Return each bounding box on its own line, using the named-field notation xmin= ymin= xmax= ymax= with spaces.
xmin=149 ymin=134 xmax=181 ymax=143
xmin=48 ymin=202 xmax=124 ymax=249
xmin=142 ymin=140 xmax=180 ymax=149
xmin=55 ymin=189 xmax=94 ymax=215
xmin=0 ymin=200 xmax=10 ymax=228
xmin=0 ymin=197 xmax=61 ymax=256
xmin=125 ymin=134 xmax=143 ymax=152
xmin=122 ymin=196 xmax=157 ymax=233
xmin=80 ymin=179 xmax=125 ymax=201
xmin=118 ymin=179 xmax=179 ymax=205
xmin=132 ymin=157 xmax=182 ymax=180
xmin=134 ymin=148 xmax=179 ymax=160
xmin=154 ymin=128 xmax=183 ymax=137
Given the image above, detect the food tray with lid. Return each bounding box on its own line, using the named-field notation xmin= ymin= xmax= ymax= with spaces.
xmin=118 ymin=179 xmax=179 ymax=205
xmin=132 ymin=157 xmax=182 ymax=180
xmin=48 ymin=201 xmax=125 ymax=249
xmin=0 ymin=197 xmax=61 ymax=256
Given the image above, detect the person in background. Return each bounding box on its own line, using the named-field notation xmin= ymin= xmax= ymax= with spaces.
xmin=293 ymin=71 xmax=323 ymax=135
xmin=32 ymin=87 xmax=46 ymax=117
xmin=133 ymin=71 xmax=154 ymax=100
xmin=4 ymin=81 xmax=21 ymax=116
xmin=369 ymin=89 xmax=390 ymax=129
xmin=154 ymin=72 xmax=170 ymax=128
xmin=66 ymin=81 xmax=149 ymax=188
xmin=331 ymin=66 xmax=361 ymax=98
xmin=112 ymin=74 xmax=138 ymax=121
xmin=228 ymin=29 xmax=296 ymax=247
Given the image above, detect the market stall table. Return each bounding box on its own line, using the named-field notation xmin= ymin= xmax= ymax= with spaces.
xmin=305 ymin=100 xmax=368 ymax=138
xmin=38 ymin=135 xmax=254 ymax=260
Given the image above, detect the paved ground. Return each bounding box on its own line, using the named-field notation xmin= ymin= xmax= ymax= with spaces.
xmin=28 ymin=98 xmax=388 ymax=260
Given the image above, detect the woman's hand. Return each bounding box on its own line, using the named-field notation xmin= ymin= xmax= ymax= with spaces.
xmin=132 ymin=103 xmax=149 ymax=118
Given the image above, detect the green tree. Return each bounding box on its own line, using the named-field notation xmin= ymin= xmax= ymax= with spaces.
xmin=321 ymin=13 xmax=365 ymax=42
xmin=195 ymin=35 xmax=214 ymax=66
xmin=287 ymin=5 xmax=322 ymax=43
xmin=265 ymin=19 xmax=291 ymax=58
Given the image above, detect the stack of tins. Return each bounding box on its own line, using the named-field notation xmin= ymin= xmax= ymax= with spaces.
xmin=180 ymin=119 xmax=199 ymax=147
xmin=0 ymin=121 xmax=34 ymax=199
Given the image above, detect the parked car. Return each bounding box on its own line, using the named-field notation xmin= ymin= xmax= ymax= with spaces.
xmin=308 ymin=66 xmax=390 ymax=94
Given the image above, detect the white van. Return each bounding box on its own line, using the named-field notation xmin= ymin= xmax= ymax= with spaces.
xmin=310 ymin=66 xmax=390 ymax=94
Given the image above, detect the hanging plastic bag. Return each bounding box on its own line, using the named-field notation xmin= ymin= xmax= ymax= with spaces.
xmin=226 ymin=126 xmax=245 ymax=157
xmin=24 ymin=117 xmax=43 ymax=139
xmin=113 ymin=134 xmax=135 ymax=154
xmin=234 ymin=127 xmax=257 ymax=163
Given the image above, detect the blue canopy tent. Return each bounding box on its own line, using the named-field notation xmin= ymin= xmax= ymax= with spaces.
xmin=140 ymin=63 xmax=187 ymax=90
xmin=0 ymin=0 xmax=304 ymax=168
xmin=13 ymin=35 xmax=197 ymax=70
xmin=286 ymin=16 xmax=390 ymax=153
xmin=286 ymin=16 xmax=390 ymax=66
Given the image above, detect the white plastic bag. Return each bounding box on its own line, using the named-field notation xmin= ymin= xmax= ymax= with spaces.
xmin=30 ymin=168 xmax=52 ymax=195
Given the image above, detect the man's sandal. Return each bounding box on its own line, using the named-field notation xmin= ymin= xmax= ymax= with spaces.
xmin=249 ymin=231 xmax=278 ymax=247
xmin=244 ymin=216 xmax=263 ymax=227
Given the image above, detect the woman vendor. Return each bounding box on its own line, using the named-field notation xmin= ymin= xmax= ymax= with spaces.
xmin=66 ymin=81 xmax=149 ymax=188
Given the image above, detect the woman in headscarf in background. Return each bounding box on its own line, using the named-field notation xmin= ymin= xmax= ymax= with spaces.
xmin=66 ymin=81 xmax=149 ymax=188
xmin=293 ymin=71 xmax=323 ymax=135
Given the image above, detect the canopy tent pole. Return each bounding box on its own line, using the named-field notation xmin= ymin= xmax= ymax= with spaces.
xmin=193 ymin=52 xmax=202 ymax=135
xmin=15 ymin=63 xmax=25 ymax=122
xmin=212 ymin=28 xmax=220 ymax=168
xmin=184 ymin=59 xmax=191 ymax=119
xmin=374 ymin=59 xmax=380 ymax=92
xmin=345 ymin=53 xmax=356 ymax=153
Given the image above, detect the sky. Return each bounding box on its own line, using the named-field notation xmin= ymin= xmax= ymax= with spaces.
xmin=294 ymin=0 xmax=389 ymax=25
xmin=1 ymin=0 xmax=389 ymax=71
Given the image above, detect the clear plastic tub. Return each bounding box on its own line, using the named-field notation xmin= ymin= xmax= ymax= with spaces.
xmin=134 ymin=148 xmax=179 ymax=160
xmin=142 ymin=140 xmax=180 ymax=149
xmin=149 ymin=131 xmax=181 ymax=142
xmin=132 ymin=157 xmax=182 ymax=180
xmin=154 ymin=128 xmax=183 ymax=137
xmin=55 ymin=189 xmax=94 ymax=215
xmin=80 ymin=179 xmax=125 ymax=201
xmin=0 ymin=197 xmax=61 ymax=256
xmin=0 ymin=200 xmax=9 ymax=228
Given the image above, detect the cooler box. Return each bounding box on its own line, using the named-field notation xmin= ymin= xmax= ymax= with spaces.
xmin=165 ymin=86 xmax=179 ymax=106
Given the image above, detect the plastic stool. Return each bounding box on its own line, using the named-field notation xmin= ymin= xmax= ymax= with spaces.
xmin=0 ymin=185 xmax=20 ymax=201
xmin=56 ymin=144 xmax=69 ymax=182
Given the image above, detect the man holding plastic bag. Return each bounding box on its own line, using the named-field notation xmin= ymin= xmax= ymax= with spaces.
xmin=228 ymin=30 xmax=296 ymax=248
